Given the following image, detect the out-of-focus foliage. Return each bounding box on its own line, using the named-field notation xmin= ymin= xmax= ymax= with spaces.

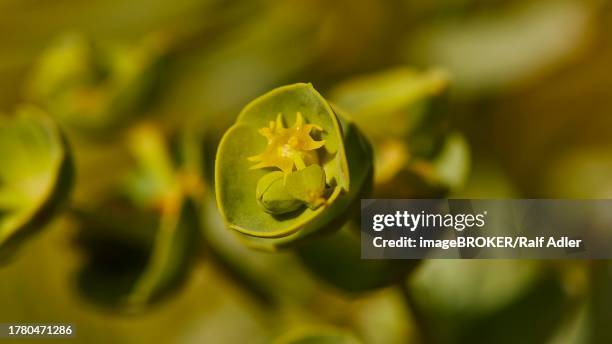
xmin=275 ymin=326 xmax=361 ymax=344
xmin=403 ymin=0 xmax=593 ymax=94
xmin=408 ymin=260 xmax=573 ymax=344
xmin=296 ymin=221 xmax=418 ymax=293
xmin=0 ymin=0 xmax=611 ymax=342
xmin=0 ymin=106 xmax=72 ymax=260
xmin=331 ymin=68 xmax=470 ymax=198
xmin=25 ymin=34 xmax=167 ymax=133
xmin=72 ymin=125 xmax=202 ymax=311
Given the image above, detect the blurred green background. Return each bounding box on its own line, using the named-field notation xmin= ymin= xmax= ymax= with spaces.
xmin=1 ymin=0 xmax=612 ymax=343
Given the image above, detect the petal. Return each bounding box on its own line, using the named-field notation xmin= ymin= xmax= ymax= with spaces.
xmin=303 ymin=139 xmax=326 ymax=150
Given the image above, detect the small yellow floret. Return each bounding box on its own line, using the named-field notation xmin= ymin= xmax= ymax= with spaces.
xmin=248 ymin=112 xmax=325 ymax=174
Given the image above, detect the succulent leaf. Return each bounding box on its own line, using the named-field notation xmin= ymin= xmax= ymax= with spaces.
xmin=0 ymin=106 xmax=72 ymax=258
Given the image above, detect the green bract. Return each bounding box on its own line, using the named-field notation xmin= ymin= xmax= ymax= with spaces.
xmin=216 ymin=83 xmax=371 ymax=249
xmin=0 ymin=106 xmax=72 ymax=258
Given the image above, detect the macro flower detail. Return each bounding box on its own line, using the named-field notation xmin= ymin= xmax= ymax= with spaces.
xmin=215 ymin=83 xmax=371 ymax=249
xmin=248 ymin=112 xmax=325 ymax=174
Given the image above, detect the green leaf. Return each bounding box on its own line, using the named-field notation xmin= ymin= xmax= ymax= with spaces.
xmin=330 ymin=67 xmax=449 ymax=140
xmin=0 ymin=106 xmax=72 ymax=259
xmin=216 ymin=83 xmax=371 ymax=246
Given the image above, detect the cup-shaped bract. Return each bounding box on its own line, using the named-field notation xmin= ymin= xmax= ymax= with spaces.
xmin=216 ymin=83 xmax=372 ymax=249
xmin=0 ymin=106 xmax=72 ymax=259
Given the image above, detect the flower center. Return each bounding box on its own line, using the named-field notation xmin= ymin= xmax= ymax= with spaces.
xmin=248 ymin=112 xmax=325 ymax=174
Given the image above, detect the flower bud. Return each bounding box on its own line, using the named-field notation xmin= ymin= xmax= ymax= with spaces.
xmin=256 ymin=172 xmax=302 ymax=215
xmin=285 ymin=165 xmax=327 ymax=210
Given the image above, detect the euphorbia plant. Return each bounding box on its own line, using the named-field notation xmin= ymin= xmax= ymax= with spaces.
xmin=215 ymin=83 xmax=372 ymax=250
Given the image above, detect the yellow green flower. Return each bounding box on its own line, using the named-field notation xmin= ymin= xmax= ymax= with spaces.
xmin=248 ymin=112 xmax=325 ymax=174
